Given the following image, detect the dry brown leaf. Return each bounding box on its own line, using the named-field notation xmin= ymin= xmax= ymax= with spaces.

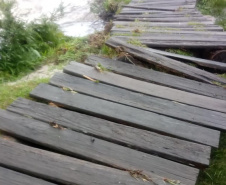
xmin=83 ymin=75 xmax=97 ymax=82
xmin=49 ymin=122 xmax=65 ymax=130
xmin=48 ymin=102 xmax=59 ymax=107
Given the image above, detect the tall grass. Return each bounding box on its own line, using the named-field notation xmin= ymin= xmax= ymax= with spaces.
xmin=197 ymin=0 xmax=226 ymax=29
xmin=0 ymin=0 xmax=65 ymax=82
xmin=90 ymin=0 xmax=131 ymax=20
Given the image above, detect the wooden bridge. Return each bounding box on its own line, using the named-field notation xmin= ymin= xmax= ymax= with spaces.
xmin=0 ymin=0 xmax=226 ymax=185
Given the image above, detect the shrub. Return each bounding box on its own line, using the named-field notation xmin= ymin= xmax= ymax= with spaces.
xmin=0 ymin=0 xmax=65 ymax=82
xmin=197 ymin=0 xmax=226 ymax=29
xmin=90 ymin=0 xmax=131 ymax=20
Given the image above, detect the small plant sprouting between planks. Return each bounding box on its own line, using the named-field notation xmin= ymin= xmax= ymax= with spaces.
xmin=166 ymin=49 xmax=194 ymax=57
xmin=95 ymin=63 xmax=111 ymax=72
xmin=127 ymin=39 xmax=147 ymax=48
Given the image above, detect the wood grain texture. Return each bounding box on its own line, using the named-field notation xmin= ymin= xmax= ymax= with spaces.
xmin=49 ymin=72 xmax=226 ymax=131
xmin=86 ymin=55 xmax=226 ymax=100
xmin=106 ymin=38 xmax=226 ymax=84
xmin=29 ymin=84 xmax=213 ymax=167
xmin=0 ymin=138 xmax=152 ymax=185
xmin=128 ymin=47 xmax=226 ymax=71
xmin=0 ymin=108 xmax=198 ymax=184
xmin=0 ymin=167 xmax=56 ymax=185
xmin=30 ymin=83 xmax=220 ymax=148
xmin=64 ymin=62 xmax=226 ymax=113
xmin=111 ymin=28 xmax=226 ymax=35
xmin=115 ymin=36 xmax=226 ymax=48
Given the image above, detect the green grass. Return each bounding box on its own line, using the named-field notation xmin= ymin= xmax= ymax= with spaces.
xmin=197 ymin=72 xmax=226 ymax=185
xmin=166 ymin=49 xmax=194 ymax=57
xmin=196 ymin=133 xmax=226 ymax=185
xmin=127 ymin=38 xmax=147 ymax=47
xmin=0 ymin=78 xmax=49 ymax=109
xmin=197 ymin=0 xmax=226 ymax=30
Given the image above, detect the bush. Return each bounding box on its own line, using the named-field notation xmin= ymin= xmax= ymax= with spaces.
xmin=197 ymin=0 xmax=226 ymax=29
xmin=0 ymin=0 xmax=65 ymax=82
xmin=90 ymin=0 xmax=131 ymax=21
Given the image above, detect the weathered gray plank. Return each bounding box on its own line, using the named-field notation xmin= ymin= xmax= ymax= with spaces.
xmin=113 ymin=21 xmax=223 ymax=32
xmin=86 ymin=55 xmax=226 ymax=100
xmin=111 ymin=28 xmax=226 ymax=37
xmin=30 ymin=83 xmax=220 ymax=148
xmin=113 ymin=21 xmax=219 ymax=28
xmin=64 ymin=62 xmax=226 ymax=113
xmin=114 ymin=17 xmax=211 ymax=22
xmin=0 ymin=138 xmax=152 ymax=185
xmin=106 ymin=38 xmax=226 ymax=84
xmin=112 ymin=36 xmax=226 ymax=48
xmin=30 ymin=83 xmax=217 ymax=148
xmin=0 ymin=108 xmax=198 ymax=184
xmin=122 ymin=5 xmax=178 ymax=11
xmin=0 ymin=167 xmax=56 ymax=185
xmin=112 ymin=33 xmax=226 ymax=42
xmin=48 ymin=72 xmax=226 ymax=131
xmin=137 ymin=48 xmax=226 ymax=71
xmin=113 ymin=26 xmax=223 ymax=32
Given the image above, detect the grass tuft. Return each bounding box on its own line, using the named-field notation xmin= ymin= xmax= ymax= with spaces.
xmin=0 ymin=78 xmax=49 ymax=109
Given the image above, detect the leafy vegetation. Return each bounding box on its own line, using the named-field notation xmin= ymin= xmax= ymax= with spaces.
xmin=0 ymin=0 xmax=65 ymax=83
xmin=197 ymin=133 xmax=226 ymax=185
xmin=166 ymin=49 xmax=194 ymax=57
xmin=197 ymin=72 xmax=226 ymax=185
xmin=90 ymin=0 xmax=131 ymax=20
xmin=196 ymin=3 xmax=226 ymax=183
xmin=127 ymin=38 xmax=147 ymax=47
xmin=197 ymin=0 xmax=226 ymax=29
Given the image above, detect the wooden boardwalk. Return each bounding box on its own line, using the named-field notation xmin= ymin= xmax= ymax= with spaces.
xmin=0 ymin=1 xmax=226 ymax=185
xmin=112 ymin=0 xmax=226 ymax=49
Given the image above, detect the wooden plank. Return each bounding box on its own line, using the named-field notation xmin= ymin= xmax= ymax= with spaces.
xmin=7 ymin=98 xmax=200 ymax=181
xmin=113 ymin=21 xmax=222 ymax=29
xmin=64 ymin=62 xmax=226 ymax=113
xmin=106 ymin=38 xmax=226 ymax=84
xmin=112 ymin=31 xmax=226 ymax=40
xmin=0 ymin=108 xmax=199 ymax=184
xmin=137 ymin=48 xmax=226 ymax=71
xmin=0 ymin=167 xmax=56 ymax=185
xmin=111 ymin=28 xmax=226 ymax=36
xmin=29 ymin=83 xmax=218 ymax=149
xmin=114 ymin=14 xmax=204 ymax=19
xmin=122 ymin=5 xmax=178 ymax=11
xmin=119 ymin=11 xmax=202 ymax=15
xmin=113 ymin=26 xmax=223 ymax=32
xmin=0 ymin=138 xmax=152 ymax=185
xmin=48 ymin=72 xmax=226 ymax=131
xmin=85 ymin=55 xmax=226 ymax=100
xmin=114 ymin=17 xmax=211 ymax=22
xmin=113 ymin=36 xmax=226 ymax=48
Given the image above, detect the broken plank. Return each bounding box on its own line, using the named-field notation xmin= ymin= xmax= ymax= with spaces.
xmin=0 ymin=138 xmax=152 ymax=185
xmin=106 ymin=38 xmax=226 ymax=84
xmin=0 ymin=108 xmax=198 ymax=184
xmin=29 ymin=83 xmax=219 ymax=149
xmin=49 ymin=72 xmax=226 ymax=131
xmin=139 ymin=48 xmax=226 ymax=71
xmin=64 ymin=62 xmax=226 ymax=113
xmin=0 ymin=167 xmax=56 ymax=185
xmin=86 ymin=55 xmax=226 ymax=100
